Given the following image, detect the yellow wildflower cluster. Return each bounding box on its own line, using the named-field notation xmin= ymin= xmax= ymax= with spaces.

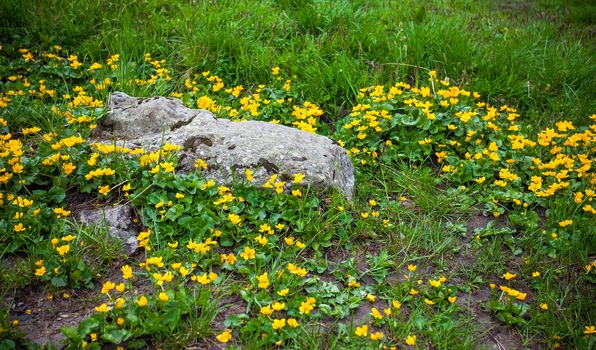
xmin=2 ymin=46 xmax=593 ymax=349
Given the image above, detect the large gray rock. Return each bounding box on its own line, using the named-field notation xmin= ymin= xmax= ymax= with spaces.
xmin=100 ymin=92 xmax=354 ymax=197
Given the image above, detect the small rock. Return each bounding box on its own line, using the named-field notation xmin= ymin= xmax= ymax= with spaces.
xmin=77 ymin=204 xmax=137 ymax=255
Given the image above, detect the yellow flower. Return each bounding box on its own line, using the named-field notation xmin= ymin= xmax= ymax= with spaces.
xmin=299 ymin=297 xmax=316 ymax=314
xmin=405 ymin=335 xmax=417 ymax=346
xmin=195 ymin=273 xmax=211 ymax=285
xmin=35 ymin=266 xmax=46 ymax=276
xmin=532 ymin=271 xmax=541 ymax=278
xmin=287 ymin=318 xmax=299 ymax=328
xmin=417 ymin=138 xmax=432 ymax=145
xmin=160 ymin=162 xmax=175 ymax=173
xmin=370 ymin=307 xmax=382 ymax=319
xmin=287 ymin=263 xmax=308 ymax=277
xmin=116 ymin=283 xmax=125 ymax=292
xmin=137 ymin=295 xmax=148 ymax=307
xmin=240 ymin=246 xmax=256 ymax=260
xmin=370 ymin=332 xmax=384 ymax=341
xmin=98 ymin=185 xmax=110 ymax=196
xmin=407 ymin=264 xmax=417 ymax=272
xmin=179 ymin=266 xmax=190 ymax=277
xmin=347 ymin=279 xmax=361 ymax=288
xmin=503 ymin=272 xmax=517 ymax=280
xmin=293 ymin=173 xmax=305 ymax=184
xmin=245 ymin=168 xmax=253 ymax=182
xmin=228 ymin=213 xmax=242 ymax=226
xmin=277 ymin=288 xmax=289 ymax=297
xmin=366 ymin=293 xmax=376 ymax=302
xmin=272 ymin=318 xmax=286 ymax=330
xmin=255 ymin=235 xmax=268 ymax=246
xmin=56 ymin=244 xmax=70 ymax=256
xmin=101 ymin=281 xmax=115 ymax=294
xmin=209 ymin=272 xmax=218 ymax=281
xmin=274 ymin=182 xmax=285 ymax=194
xmin=121 ymin=265 xmax=133 ymax=279
xmin=558 ymin=220 xmax=572 ymax=227
xmin=61 ymin=234 xmax=75 ymax=242
xmin=260 ymin=305 xmax=274 ymax=316
xmin=448 ymin=296 xmax=457 ymax=303
xmin=272 ymin=301 xmax=285 ymax=311
xmin=216 ymin=330 xmax=233 ymax=343
xmin=259 ymin=223 xmax=273 ymax=234
xmin=194 ymin=158 xmax=208 ymax=170
xmin=539 ymin=303 xmax=548 ymax=310
xmin=584 ymin=326 xmax=596 ymax=334
xmin=392 ymin=300 xmax=402 ymax=309
xmin=220 ymin=253 xmax=237 ymax=265
xmin=429 ymin=279 xmax=441 ymax=288
xmin=95 ymin=303 xmax=110 ymax=313
xmin=115 ymin=298 xmax=125 ymax=309
xmin=159 ymin=292 xmax=169 ymax=301
xmin=355 ymin=325 xmax=368 ymax=337
xmin=256 ymin=272 xmax=269 ymax=289
xmin=62 ymin=162 xmax=76 ymax=175
xmin=424 ymin=298 xmax=435 ymax=305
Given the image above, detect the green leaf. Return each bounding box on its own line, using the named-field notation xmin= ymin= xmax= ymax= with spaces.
xmin=397 ymin=113 xmax=420 ymax=126
xmin=60 ymin=326 xmax=80 ymax=341
xmin=161 ymin=303 xmax=183 ymax=326
xmin=126 ymin=310 xmax=139 ymax=325
xmin=126 ymin=339 xmax=147 ymax=349
xmin=413 ymin=314 xmax=427 ymax=329
xmin=101 ymin=329 xmax=128 ymax=344
xmin=220 ymin=236 xmax=234 ymax=247
xmin=47 ymin=186 xmax=66 ymax=203
xmin=165 ymin=205 xmax=182 ymax=221
xmin=177 ymin=215 xmax=192 ymax=225
xmin=78 ymin=317 xmax=100 ymax=334
xmin=224 ymin=313 xmax=249 ymax=327
xmin=51 ymin=276 xmax=67 ymax=288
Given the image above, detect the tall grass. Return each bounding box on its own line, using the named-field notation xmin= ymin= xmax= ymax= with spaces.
xmin=1 ymin=0 xmax=594 ymax=123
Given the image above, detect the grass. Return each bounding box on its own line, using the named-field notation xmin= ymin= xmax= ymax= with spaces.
xmin=1 ymin=0 xmax=594 ymax=124
xmin=75 ymin=223 xmax=126 ymax=268
xmin=0 ymin=0 xmax=595 ymax=349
